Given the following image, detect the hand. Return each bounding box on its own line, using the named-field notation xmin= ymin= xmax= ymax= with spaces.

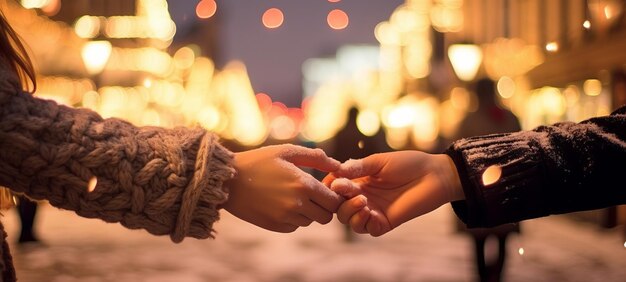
xmin=222 ymin=144 xmax=343 ymax=233
xmin=323 ymin=151 xmax=463 ymax=237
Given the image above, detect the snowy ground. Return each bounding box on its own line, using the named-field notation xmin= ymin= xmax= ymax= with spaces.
xmin=3 ymin=203 xmax=626 ymax=282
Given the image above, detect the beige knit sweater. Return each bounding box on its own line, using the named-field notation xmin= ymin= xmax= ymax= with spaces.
xmin=0 ymin=68 xmax=235 ymax=281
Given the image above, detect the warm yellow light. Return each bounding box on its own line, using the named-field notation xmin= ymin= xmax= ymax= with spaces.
xmin=404 ymin=43 xmax=432 ymax=78
xmin=87 ymin=177 xmax=98 ymax=193
xmin=142 ymin=109 xmax=161 ymax=126
xmin=482 ymin=165 xmax=502 ymax=186
xmin=563 ymin=85 xmax=580 ymax=106
xmin=196 ymin=106 xmax=221 ymax=130
xmin=220 ymin=61 xmax=267 ymax=146
xmin=263 ymin=8 xmax=284 ymax=29
xmin=21 ymin=0 xmax=49 ymax=9
xmin=74 ymin=16 xmax=101 ymax=39
xmin=105 ymin=16 xmax=133 ymax=38
xmin=385 ymin=127 xmax=409 ymax=149
xmin=41 ymin=0 xmax=61 ymax=16
xmin=518 ymin=247 xmax=525 ymax=255
xmin=143 ymin=78 xmax=152 ymax=88
xmin=583 ymin=20 xmax=591 ymax=29
xmin=385 ymin=104 xmax=416 ymax=128
xmin=411 ymin=98 xmax=439 ymax=149
xmin=328 ymin=9 xmax=349 ymax=30
xmin=540 ymin=87 xmax=566 ymax=116
xmin=301 ymin=82 xmax=350 ymax=143
xmin=136 ymin=48 xmax=173 ymax=76
xmin=374 ymin=21 xmax=400 ymax=45
xmin=81 ymin=90 xmax=100 ymax=110
xmin=356 ymin=109 xmax=380 ymax=136
xmin=270 ymin=115 xmax=297 ymax=140
xmin=81 ymin=41 xmax=112 ymax=75
xmin=450 ymin=87 xmax=471 ymax=111
xmin=545 ymin=42 xmax=559 ymax=52
xmin=448 ymin=44 xmax=483 ymax=81
xmin=497 ymin=76 xmax=516 ymax=99
xmin=174 ymin=46 xmax=196 ymax=69
xmin=431 ymin=5 xmax=463 ymax=32
xmin=583 ymin=79 xmax=602 ymax=96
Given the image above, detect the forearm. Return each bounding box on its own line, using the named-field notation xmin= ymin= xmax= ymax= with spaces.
xmin=446 ymin=106 xmax=626 ymax=227
xmin=0 ymin=89 xmax=235 ymax=242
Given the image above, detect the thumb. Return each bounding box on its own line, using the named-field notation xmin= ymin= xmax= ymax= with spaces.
xmin=278 ymin=144 xmax=340 ymax=172
xmin=333 ymin=155 xmax=384 ymax=179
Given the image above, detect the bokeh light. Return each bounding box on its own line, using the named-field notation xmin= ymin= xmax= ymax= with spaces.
xmin=583 ymin=79 xmax=602 ymax=96
xmin=74 ymin=16 xmax=101 ymax=39
xmin=327 ymin=9 xmax=349 ymax=30
xmin=41 ymin=0 xmax=61 ymax=16
xmin=87 ymin=177 xmax=98 ymax=193
xmin=482 ymin=165 xmax=502 ymax=186
xmin=196 ymin=0 xmax=217 ymax=19
xmin=356 ymin=109 xmax=380 ymax=136
xmin=262 ymin=8 xmax=284 ymax=29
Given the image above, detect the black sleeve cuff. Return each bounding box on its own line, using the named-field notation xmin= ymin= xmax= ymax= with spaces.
xmin=444 ymin=132 xmax=549 ymax=228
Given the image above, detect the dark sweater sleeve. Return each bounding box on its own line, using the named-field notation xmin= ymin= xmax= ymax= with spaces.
xmin=0 ymin=73 xmax=235 ymax=243
xmin=445 ymin=106 xmax=626 ymax=228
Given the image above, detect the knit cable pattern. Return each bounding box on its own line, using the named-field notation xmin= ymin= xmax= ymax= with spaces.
xmin=0 ymin=68 xmax=235 ymax=242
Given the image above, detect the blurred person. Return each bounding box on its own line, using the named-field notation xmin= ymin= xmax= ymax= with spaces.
xmin=327 ymin=107 xmax=390 ymax=241
xmin=450 ymin=78 xmax=521 ymax=282
xmin=324 ymin=104 xmax=626 ymax=241
xmin=0 ymin=9 xmax=343 ymax=281
xmin=15 ymin=195 xmax=39 ymax=244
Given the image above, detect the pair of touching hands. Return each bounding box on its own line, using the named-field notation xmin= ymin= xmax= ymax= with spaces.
xmin=221 ymin=145 xmax=464 ymax=236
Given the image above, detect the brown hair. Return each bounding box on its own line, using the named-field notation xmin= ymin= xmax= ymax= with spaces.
xmin=0 ymin=8 xmax=36 ymax=92
xmin=0 ymin=8 xmax=36 ymax=208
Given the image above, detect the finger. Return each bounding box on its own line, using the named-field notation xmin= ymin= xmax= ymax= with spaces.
xmin=366 ymin=210 xmax=388 ymax=237
xmin=286 ymin=213 xmax=314 ymax=227
xmin=333 ymin=156 xmax=384 ymax=179
xmin=321 ymin=172 xmax=337 ymax=187
xmin=274 ymin=223 xmax=299 ymax=233
xmin=302 ymin=173 xmax=343 ymax=212
xmin=278 ymin=144 xmax=340 ymax=172
xmin=336 ymin=195 xmax=368 ymax=224
xmin=299 ymin=200 xmax=334 ymax=224
xmin=349 ymin=206 xmax=372 ymax=234
xmin=330 ymin=178 xmax=362 ymax=198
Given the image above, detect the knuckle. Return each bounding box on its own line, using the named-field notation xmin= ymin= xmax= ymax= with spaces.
xmin=319 ymin=213 xmax=333 ymax=224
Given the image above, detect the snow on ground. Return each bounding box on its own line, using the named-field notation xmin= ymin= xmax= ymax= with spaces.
xmin=3 ymin=203 xmax=626 ymax=282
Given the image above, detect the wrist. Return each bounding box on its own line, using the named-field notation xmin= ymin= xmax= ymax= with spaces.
xmin=439 ymin=154 xmax=464 ymax=202
xmin=220 ymin=152 xmax=241 ymax=211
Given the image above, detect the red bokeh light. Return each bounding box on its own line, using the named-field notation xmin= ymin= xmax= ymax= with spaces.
xmin=327 ymin=9 xmax=349 ymax=30
xmin=196 ymin=0 xmax=217 ymax=19
xmin=262 ymin=8 xmax=284 ymax=29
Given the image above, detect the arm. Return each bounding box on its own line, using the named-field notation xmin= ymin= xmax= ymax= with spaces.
xmin=0 ymin=81 xmax=234 ymax=243
xmin=328 ymin=106 xmax=626 ymax=235
xmin=447 ymin=106 xmax=626 ymax=228
xmin=0 ymin=72 xmax=343 ymax=240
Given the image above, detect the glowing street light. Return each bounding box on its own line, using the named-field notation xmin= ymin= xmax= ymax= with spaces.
xmin=81 ymin=40 xmax=112 ymax=76
xmin=448 ymin=43 xmax=483 ymax=81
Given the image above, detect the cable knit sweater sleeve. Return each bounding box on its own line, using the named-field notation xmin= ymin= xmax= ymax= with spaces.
xmin=0 ymin=70 xmax=235 ymax=243
xmin=446 ymin=106 xmax=626 ymax=228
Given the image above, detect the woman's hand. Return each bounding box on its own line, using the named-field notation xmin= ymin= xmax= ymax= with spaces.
xmin=323 ymin=151 xmax=463 ymax=236
xmin=222 ymin=144 xmax=343 ymax=233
